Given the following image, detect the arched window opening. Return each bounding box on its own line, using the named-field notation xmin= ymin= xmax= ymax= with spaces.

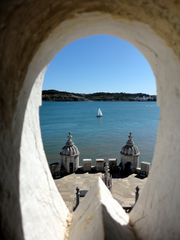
xmin=39 ymin=34 xmax=159 ymax=212
xmin=1 ymin=6 xmax=179 ymax=240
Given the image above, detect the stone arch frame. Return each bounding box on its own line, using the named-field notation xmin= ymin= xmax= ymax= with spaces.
xmin=0 ymin=1 xmax=180 ymax=240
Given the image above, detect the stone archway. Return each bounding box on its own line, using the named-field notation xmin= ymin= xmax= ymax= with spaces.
xmin=0 ymin=1 xmax=180 ymax=240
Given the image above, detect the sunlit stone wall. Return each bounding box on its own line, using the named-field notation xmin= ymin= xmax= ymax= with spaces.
xmin=20 ymin=70 xmax=69 ymax=240
xmin=0 ymin=1 xmax=180 ymax=240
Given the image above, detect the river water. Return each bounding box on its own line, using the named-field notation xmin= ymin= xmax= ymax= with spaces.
xmin=40 ymin=101 xmax=159 ymax=164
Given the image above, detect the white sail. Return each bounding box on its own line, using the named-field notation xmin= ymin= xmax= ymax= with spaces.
xmin=97 ymin=108 xmax=103 ymax=117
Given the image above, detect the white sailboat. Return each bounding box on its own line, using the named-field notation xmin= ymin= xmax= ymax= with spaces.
xmin=96 ymin=108 xmax=103 ymax=117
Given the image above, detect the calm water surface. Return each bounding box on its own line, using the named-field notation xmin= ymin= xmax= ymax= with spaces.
xmin=40 ymin=101 xmax=159 ymax=164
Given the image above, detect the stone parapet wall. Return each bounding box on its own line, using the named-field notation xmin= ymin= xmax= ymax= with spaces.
xmin=0 ymin=1 xmax=180 ymax=240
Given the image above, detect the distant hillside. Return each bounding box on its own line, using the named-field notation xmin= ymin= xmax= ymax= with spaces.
xmin=42 ymin=90 xmax=156 ymax=102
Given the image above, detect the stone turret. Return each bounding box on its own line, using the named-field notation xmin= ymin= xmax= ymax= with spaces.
xmin=120 ymin=132 xmax=140 ymax=173
xmin=60 ymin=133 xmax=80 ymax=173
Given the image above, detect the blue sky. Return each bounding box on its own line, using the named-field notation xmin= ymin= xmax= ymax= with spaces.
xmin=43 ymin=34 xmax=156 ymax=95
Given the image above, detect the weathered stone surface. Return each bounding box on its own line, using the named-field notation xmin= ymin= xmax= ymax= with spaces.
xmin=0 ymin=1 xmax=180 ymax=240
xmin=69 ymin=178 xmax=135 ymax=240
xmin=55 ymin=173 xmax=146 ymax=212
xmin=19 ymin=71 xmax=69 ymax=240
xmin=56 ymin=173 xmax=103 ymax=212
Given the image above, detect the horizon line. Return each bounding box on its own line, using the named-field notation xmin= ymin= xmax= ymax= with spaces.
xmin=42 ymin=89 xmax=157 ymax=95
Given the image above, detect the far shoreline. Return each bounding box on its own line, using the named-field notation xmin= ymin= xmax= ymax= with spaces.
xmin=42 ymin=89 xmax=157 ymax=102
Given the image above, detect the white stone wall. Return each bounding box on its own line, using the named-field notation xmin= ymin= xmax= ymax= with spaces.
xmin=35 ymin=16 xmax=180 ymax=239
xmin=61 ymin=156 xmax=79 ymax=173
xmin=121 ymin=155 xmax=139 ymax=171
xmin=1 ymin=2 xmax=180 ymax=240
xmin=75 ymin=156 xmax=79 ymax=170
xmin=130 ymin=49 xmax=180 ymax=240
xmin=69 ymin=178 xmax=135 ymax=240
xmin=19 ymin=16 xmax=180 ymax=239
xmin=19 ymin=70 xmax=69 ymax=240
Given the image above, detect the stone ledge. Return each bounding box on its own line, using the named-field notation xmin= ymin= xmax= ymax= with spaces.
xmin=69 ymin=177 xmax=136 ymax=240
